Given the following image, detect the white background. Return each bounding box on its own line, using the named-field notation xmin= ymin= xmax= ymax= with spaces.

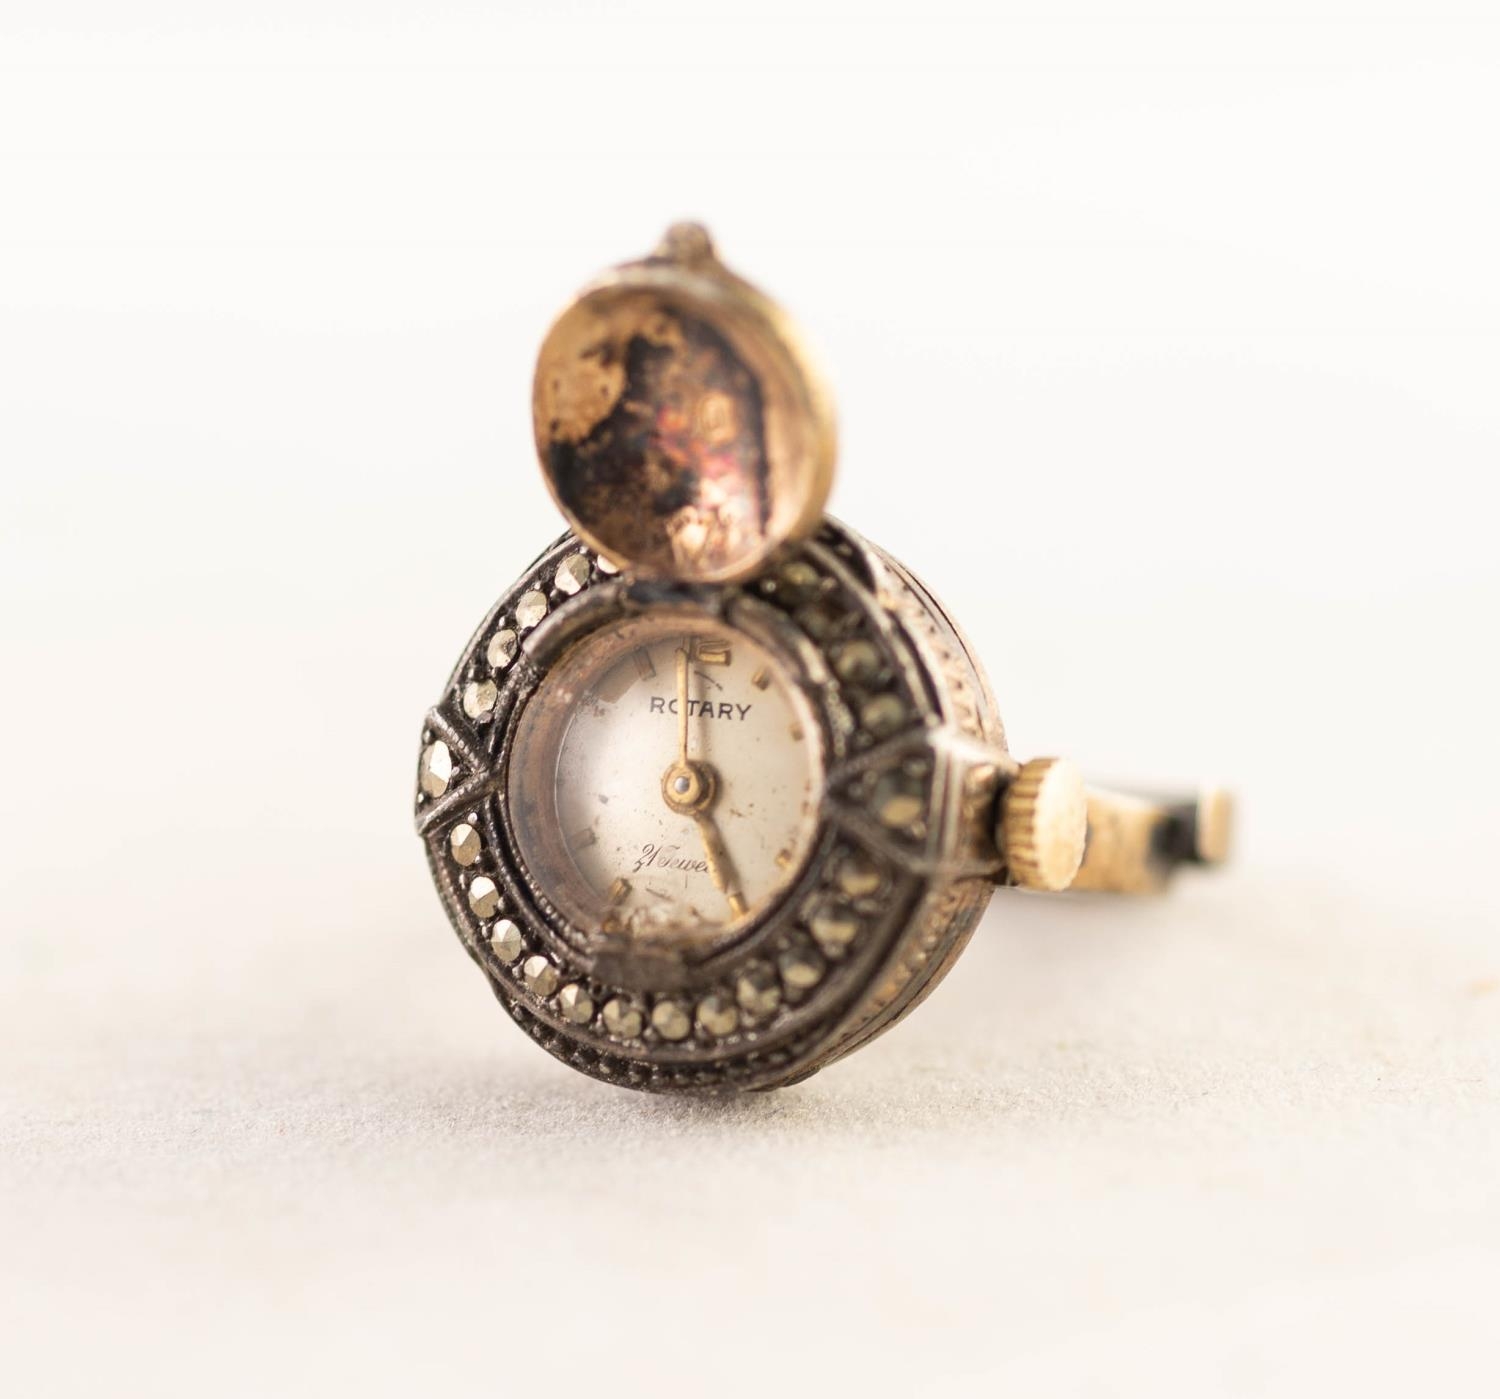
xmin=2 ymin=4 xmax=1497 ymax=1396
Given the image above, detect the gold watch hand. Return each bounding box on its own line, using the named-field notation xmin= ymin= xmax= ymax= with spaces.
xmin=692 ymin=809 xmax=748 ymax=919
xmin=667 ymin=641 xmax=744 ymax=918
xmin=676 ymin=644 xmax=690 ymax=767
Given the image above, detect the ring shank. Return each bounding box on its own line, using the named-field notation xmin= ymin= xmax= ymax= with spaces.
xmin=1068 ymin=785 xmax=1233 ymax=894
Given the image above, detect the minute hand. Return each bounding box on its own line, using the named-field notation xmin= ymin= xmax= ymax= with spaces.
xmin=676 ymin=646 xmax=690 ymax=766
xmin=693 ymin=809 xmax=748 ymax=919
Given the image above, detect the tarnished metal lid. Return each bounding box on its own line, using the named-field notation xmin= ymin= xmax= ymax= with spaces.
xmin=532 ymin=223 xmax=836 ymax=584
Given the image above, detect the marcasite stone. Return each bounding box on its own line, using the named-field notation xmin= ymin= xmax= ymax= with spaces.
xmin=418 ymin=740 xmax=452 ymax=798
xmin=796 ymin=604 xmax=836 ymax=640
xmin=515 ymin=590 xmax=548 ymax=629
xmin=778 ymin=560 xmax=821 ymax=602
xmin=558 ymin=984 xmax=595 ymax=1024
xmin=836 ymin=850 xmax=883 ymax=898
xmin=449 ymin=822 xmax=481 ymax=866
xmin=833 ymin=638 xmax=881 ymax=685
xmin=554 ymin=555 xmax=591 ymax=595
xmin=486 ymin=628 xmax=518 ymax=669
xmin=467 ymin=875 xmax=500 ymax=919
xmin=491 ymin=918 xmax=523 ymax=964
xmin=779 ymin=946 xmax=825 ymax=990
xmin=736 ymin=965 xmax=782 ymax=1016
xmin=809 ymin=899 xmax=859 ymax=954
xmin=651 ymin=1000 xmax=691 ymax=1041
xmin=522 ymin=955 xmax=560 ymax=998
xmin=462 ymin=679 xmax=497 ymax=720
xmin=861 ymin=694 xmax=906 ymax=738
xmin=602 ymin=998 xmax=643 ymax=1038
xmin=873 ymin=770 xmax=924 ymax=828
xmin=696 ymin=994 xmax=739 ymax=1037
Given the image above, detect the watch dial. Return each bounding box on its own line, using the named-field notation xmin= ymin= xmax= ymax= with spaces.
xmin=508 ymin=612 xmax=822 ymax=941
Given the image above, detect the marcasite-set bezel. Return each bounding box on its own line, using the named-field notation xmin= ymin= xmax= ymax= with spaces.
xmin=415 ymin=518 xmax=1017 ymax=1092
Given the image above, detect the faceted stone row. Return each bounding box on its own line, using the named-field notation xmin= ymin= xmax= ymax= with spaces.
xmin=507 ymin=995 xmax=807 ymax=1095
xmin=461 ymin=550 xmax=601 ymax=723
xmin=451 ymin=837 xmax=874 ymax=1051
xmin=796 ymin=842 xmax=891 ymax=968
xmin=445 ymin=798 xmax=893 ymax=1059
xmin=448 ymin=830 xmax=765 ymax=1048
xmin=755 ymin=555 xmax=915 ymax=753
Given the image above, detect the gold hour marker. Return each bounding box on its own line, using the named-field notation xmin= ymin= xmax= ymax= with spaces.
xmin=692 ymin=635 xmax=732 ymax=666
xmin=608 ymin=877 xmax=630 ymax=903
xmin=751 ymin=666 xmax=771 ymax=690
xmin=632 ymin=648 xmax=656 ymax=681
xmin=774 ymin=848 xmax=793 ymax=869
xmin=789 ymin=722 xmax=804 ymax=742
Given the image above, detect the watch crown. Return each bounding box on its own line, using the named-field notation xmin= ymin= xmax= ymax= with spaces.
xmin=1000 ymin=757 xmax=1088 ymax=892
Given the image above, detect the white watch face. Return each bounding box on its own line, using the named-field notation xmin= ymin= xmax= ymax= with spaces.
xmin=508 ymin=611 xmax=823 ymax=941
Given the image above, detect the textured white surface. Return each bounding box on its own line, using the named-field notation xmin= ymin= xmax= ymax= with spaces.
xmin=7 ymin=876 xmax=1499 ymax=1398
xmin=3 ymin=5 xmax=1498 ymax=1396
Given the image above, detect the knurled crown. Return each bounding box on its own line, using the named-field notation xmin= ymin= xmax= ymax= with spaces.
xmin=1000 ymin=757 xmax=1088 ymax=892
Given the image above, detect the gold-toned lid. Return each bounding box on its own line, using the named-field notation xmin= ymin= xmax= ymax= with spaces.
xmin=532 ymin=223 xmax=836 ymax=584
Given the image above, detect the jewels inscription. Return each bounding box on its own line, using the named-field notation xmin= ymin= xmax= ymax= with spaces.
xmin=633 ymin=843 xmax=711 ymax=876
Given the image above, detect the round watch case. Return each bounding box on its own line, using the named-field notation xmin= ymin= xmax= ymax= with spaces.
xmin=414 ymin=518 xmax=1018 ymax=1093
